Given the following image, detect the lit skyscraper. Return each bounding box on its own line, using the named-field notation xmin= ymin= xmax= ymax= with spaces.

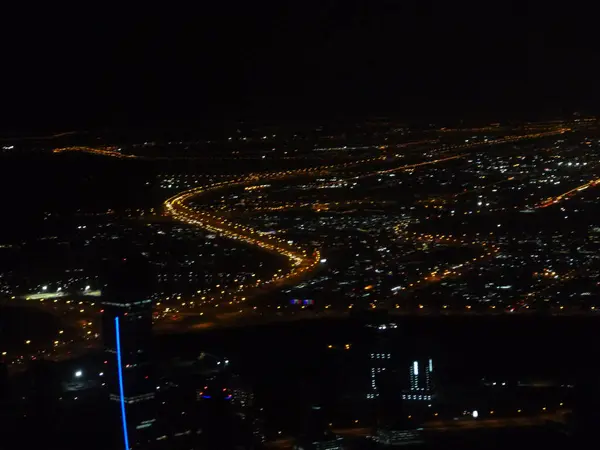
xmin=368 ymin=351 xmax=392 ymax=399
xmin=403 ymin=358 xmax=434 ymax=401
xmin=366 ymin=321 xmax=397 ymax=400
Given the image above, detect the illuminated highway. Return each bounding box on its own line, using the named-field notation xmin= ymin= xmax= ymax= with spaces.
xmin=53 ymin=146 xmax=137 ymax=159
xmin=164 ymin=177 xmax=322 ymax=298
xmin=536 ymin=177 xmax=600 ymax=208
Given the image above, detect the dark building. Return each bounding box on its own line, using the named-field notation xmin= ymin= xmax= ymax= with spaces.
xmin=375 ymin=369 xmax=424 ymax=447
xmin=0 ymin=361 xmax=8 ymax=399
xmin=100 ymin=255 xmax=158 ymax=449
xmin=230 ymin=373 xmax=266 ymax=446
xmin=294 ymin=405 xmax=344 ymax=450
xmin=28 ymin=359 xmax=61 ymax=416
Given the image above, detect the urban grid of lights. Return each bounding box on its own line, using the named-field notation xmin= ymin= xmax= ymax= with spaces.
xmin=393 ymin=226 xmax=501 ymax=300
xmin=2 ymin=126 xmax=577 ymax=366
xmin=163 ymin=127 xmax=571 ymax=312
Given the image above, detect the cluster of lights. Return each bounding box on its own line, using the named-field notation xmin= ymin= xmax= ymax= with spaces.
xmin=234 ymin=199 xmax=394 ymax=213
xmin=53 ymin=146 xmax=136 ymax=159
xmin=164 ymin=178 xmax=321 ymax=306
xmin=393 ymin=228 xmax=500 ymax=293
xmin=161 ymin=151 xmax=456 ymax=309
xmin=432 ymin=128 xmax=570 ymax=154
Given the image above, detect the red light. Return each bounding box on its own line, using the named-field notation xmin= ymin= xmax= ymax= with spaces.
xmin=104 ymin=360 xmax=108 ymax=364
xmin=145 ymin=376 xmax=149 ymax=379
xmin=100 ymin=309 xmax=104 ymax=313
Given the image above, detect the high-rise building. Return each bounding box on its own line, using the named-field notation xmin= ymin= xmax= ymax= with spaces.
xmin=402 ymin=359 xmax=434 ymax=402
xmin=366 ymin=320 xmax=398 ymax=400
xmin=100 ymin=255 xmax=158 ymax=449
xmin=368 ymin=351 xmax=393 ymax=399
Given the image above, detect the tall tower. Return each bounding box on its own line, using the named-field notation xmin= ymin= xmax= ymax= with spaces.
xmin=366 ymin=321 xmax=398 ymax=400
xmin=403 ymin=358 xmax=434 ymax=402
xmin=101 ymin=255 xmax=157 ymax=449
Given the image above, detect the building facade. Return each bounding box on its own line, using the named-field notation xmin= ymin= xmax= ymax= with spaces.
xmin=102 ymin=296 xmax=157 ymax=449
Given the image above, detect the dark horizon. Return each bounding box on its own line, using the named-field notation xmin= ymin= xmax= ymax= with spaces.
xmin=3 ymin=3 xmax=599 ymax=132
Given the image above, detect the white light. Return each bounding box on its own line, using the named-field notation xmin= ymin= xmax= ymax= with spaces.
xmin=42 ymin=286 xmax=47 ymax=291
xmin=75 ymin=370 xmax=83 ymax=378
xmin=99 ymin=372 xmax=104 ymax=376
xmin=85 ymin=285 xmax=91 ymax=291
xmin=472 ymin=410 xmax=479 ymax=418
xmin=413 ymin=361 xmax=419 ymax=376
xmin=320 ymin=258 xmax=327 ymax=263
xmin=429 ymin=359 xmax=433 ymax=372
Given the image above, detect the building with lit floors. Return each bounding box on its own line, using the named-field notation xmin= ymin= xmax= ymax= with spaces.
xmin=101 ymin=256 xmax=158 ymax=449
xmin=402 ymin=359 xmax=435 ymax=403
xmin=373 ymin=358 xmax=424 ymax=447
xmin=366 ymin=320 xmax=398 ymax=400
xmin=368 ymin=351 xmax=393 ymax=399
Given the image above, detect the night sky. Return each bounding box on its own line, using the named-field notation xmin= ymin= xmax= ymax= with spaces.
xmin=2 ymin=3 xmax=598 ymax=131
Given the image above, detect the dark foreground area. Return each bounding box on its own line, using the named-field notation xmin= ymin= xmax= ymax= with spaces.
xmin=4 ymin=314 xmax=600 ymax=449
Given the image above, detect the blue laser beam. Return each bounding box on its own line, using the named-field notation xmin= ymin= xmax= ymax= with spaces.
xmin=115 ymin=316 xmax=130 ymax=450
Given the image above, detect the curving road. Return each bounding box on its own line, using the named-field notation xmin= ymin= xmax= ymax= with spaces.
xmin=162 ymin=128 xmax=568 ymax=316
